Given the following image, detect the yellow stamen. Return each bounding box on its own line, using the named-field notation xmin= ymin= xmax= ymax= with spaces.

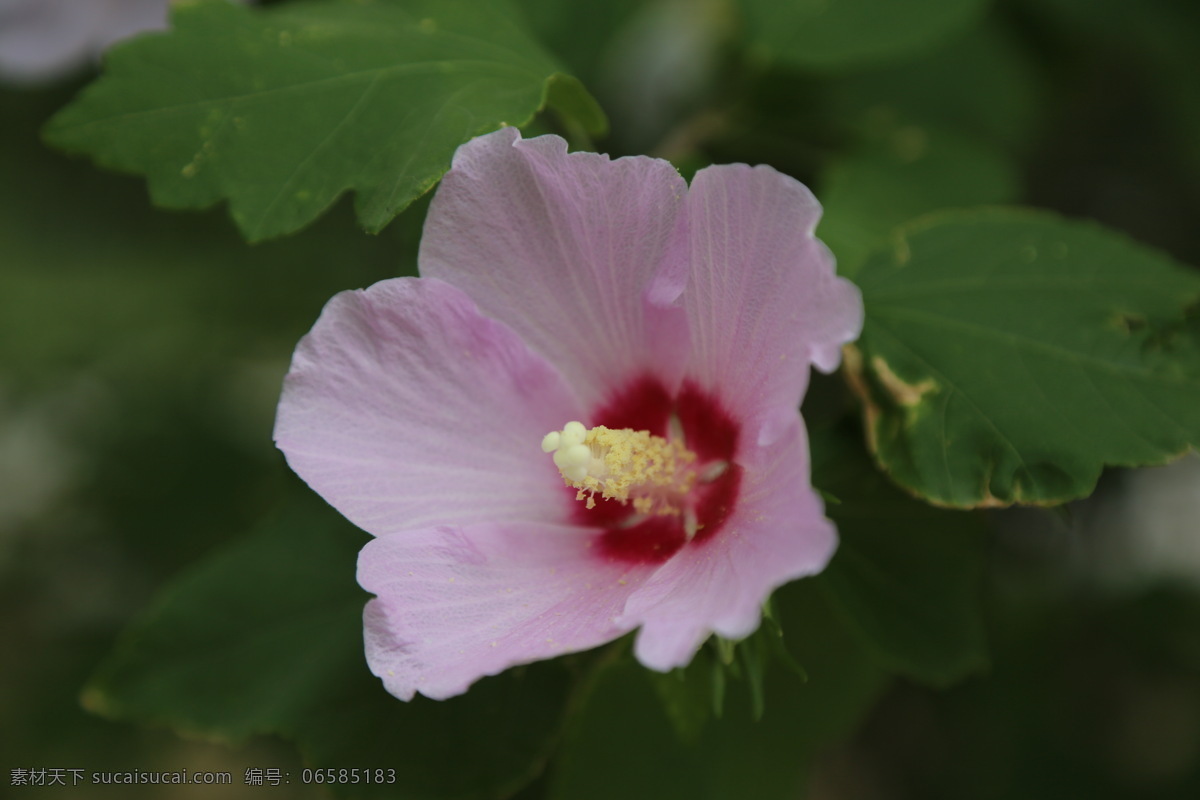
xmin=541 ymin=421 xmax=697 ymax=515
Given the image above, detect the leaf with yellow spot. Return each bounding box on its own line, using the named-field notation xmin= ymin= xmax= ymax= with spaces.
xmin=849 ymin=208 xmax=1200 ymax=508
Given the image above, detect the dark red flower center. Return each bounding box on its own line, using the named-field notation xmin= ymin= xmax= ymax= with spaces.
xmin=570 ymin=375 xmax=743 ymax=565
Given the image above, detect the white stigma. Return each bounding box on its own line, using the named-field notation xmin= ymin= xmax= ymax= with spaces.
xmin=542 ymin=420 xmax=591 ymax=483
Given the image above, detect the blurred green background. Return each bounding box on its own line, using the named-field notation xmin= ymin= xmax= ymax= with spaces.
xmin=2 ymin=0 xmax=1199 ymax=797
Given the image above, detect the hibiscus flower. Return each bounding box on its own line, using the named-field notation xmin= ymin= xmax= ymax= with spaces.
xmin=274 ymin=127 xmax=863 ymax=700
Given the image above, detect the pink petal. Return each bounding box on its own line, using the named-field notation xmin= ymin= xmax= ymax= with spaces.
xmin=358 ymin=521 xmax=654 ymax=700
xmin=420 ymin=127 xmax=692 ymax=409
xmin=620 ymin=420 xmax=836 ymax=670
xmin=680 ymin=164 xmax=863 ymax=446
xmin=274 ymin=278 xmax=583 ymax=535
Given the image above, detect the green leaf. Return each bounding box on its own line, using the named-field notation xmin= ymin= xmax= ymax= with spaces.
xmin=44 ymin=0 xmax=598 ymax=242
xmin=819 ymin=125 xmax=1020 ymax=278
xmin=83 ymin=498 xmax=575 ymax=799
xmin=812 ymin=428 xmax=988 ymax=685
xmin=846 ymin=208 xmax=1200 ymax=508
xmin=543 ymin=73 xmax=609 ymax=138
xmin=547 ymin=581 xmax=886 ymax=800
xmin=738 ymin=0 xmax=991 ymax=71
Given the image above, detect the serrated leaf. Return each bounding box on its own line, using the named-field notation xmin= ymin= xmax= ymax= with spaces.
xmin=44 ymin=0 xmax=600 ymax=242
xmin=738 ymin=0 xmax=991 ymax=71
xmin=83 ymin=498 xmax=574 ymax=799
xmin=812 ymin=428 xmax=988 ymax=685
xmin=847 ymin=208 xmax=1200 ymax=508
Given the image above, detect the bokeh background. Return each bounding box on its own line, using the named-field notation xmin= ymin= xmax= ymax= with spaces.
xmin=2 ymin=0 xmax=1199 ymax=797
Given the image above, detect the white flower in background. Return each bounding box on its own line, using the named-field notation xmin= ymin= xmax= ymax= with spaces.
xmin=995 ymin=453 xmax=1200 ymax=589
xmin=1088 ymin=454 xmax=1200 ymax=588
xmin=0 ymin=0 xmax=246 ymax=85
xmin=0 ymin=381 xmax=93 ymax=564
xmin=596 ymin=0 xmax=726 ymax=152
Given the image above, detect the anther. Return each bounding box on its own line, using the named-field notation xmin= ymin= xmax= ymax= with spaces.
xmin=541 ymin=421 xmax=698 ymax=515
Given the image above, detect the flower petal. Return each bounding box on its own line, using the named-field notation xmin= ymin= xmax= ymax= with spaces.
xmin=274 ymin=277 xmax=582 ymax=535
xmin=359 ymin=522 xmax=654 ymax=700
xmin=420 ymin=127 xmax=691 ymax=408
xmin=680 ymin=164 xmax=864 ymax=445
xmin=620 ymin=420 xmax=836 ymax=670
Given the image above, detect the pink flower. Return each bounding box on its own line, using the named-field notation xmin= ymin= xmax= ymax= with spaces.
xmin=274 ymin=128 xmax=863 ymax=700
